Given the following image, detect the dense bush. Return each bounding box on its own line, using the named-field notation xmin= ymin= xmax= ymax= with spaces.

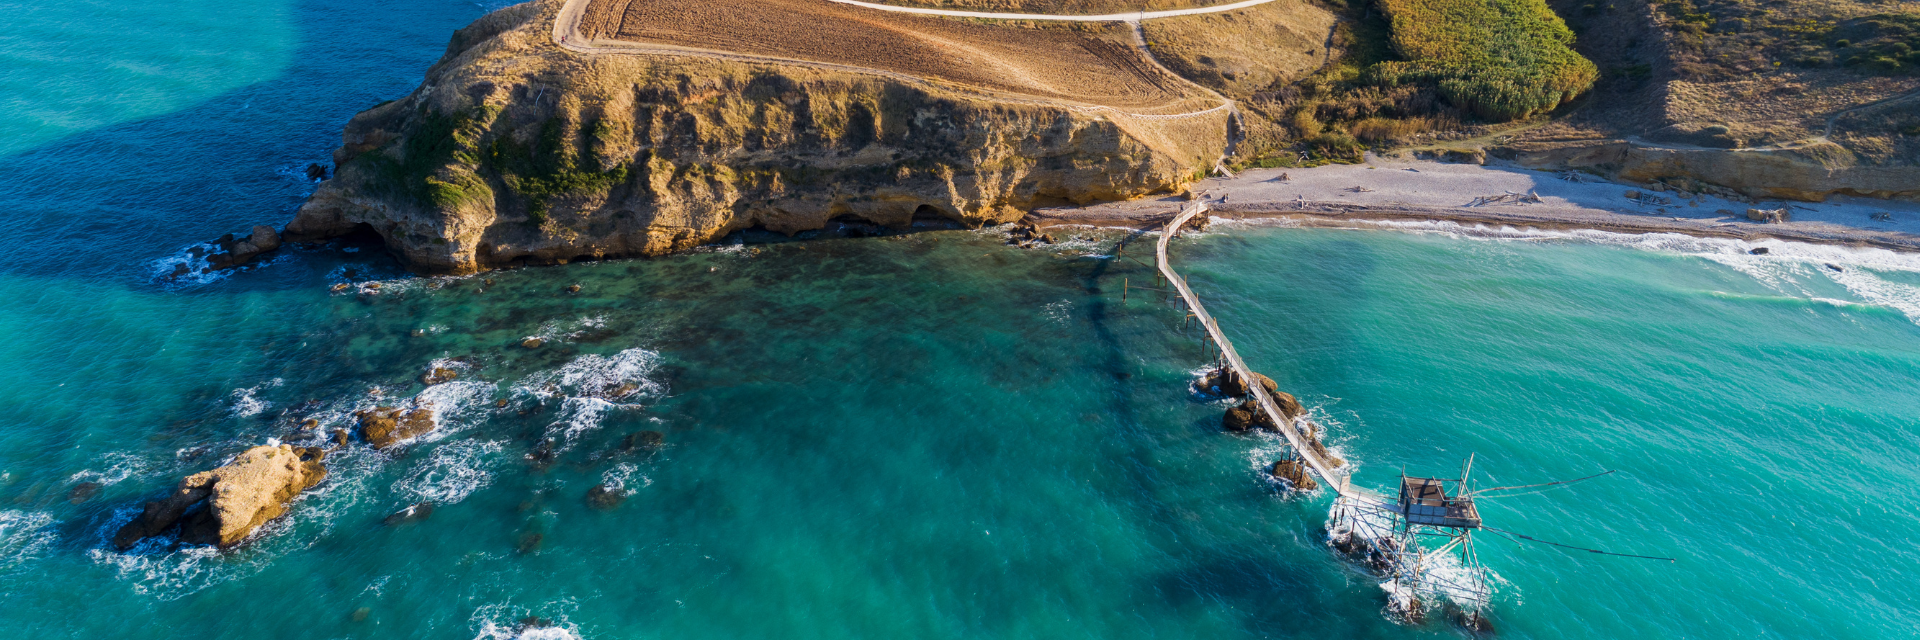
xmin=1364 ymin=0 xmax=1598 ymax=121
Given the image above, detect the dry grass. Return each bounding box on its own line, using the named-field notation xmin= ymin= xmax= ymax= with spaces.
xmin=861 ymin=0 xmax=1210 ymax=11
xmin=598 ymin=0 xmax=1208 ymax=110
xmin=1140 ymin=0 xmax=1336 ymax=98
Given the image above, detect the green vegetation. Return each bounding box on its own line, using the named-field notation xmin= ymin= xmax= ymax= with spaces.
xmin=1651 ymin=0 xmax=1918 ymax=77
xmin=1365 ymin=0 xmax=1598 ymax=120
xmin=358 ymin=106 xmax=495 ymax=208
xmin=487 ymin=115 xmax=630 ymax=224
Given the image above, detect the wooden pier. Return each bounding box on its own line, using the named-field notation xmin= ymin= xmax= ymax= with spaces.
xmin=1154 ymin=202 xmax=1351 ymax=496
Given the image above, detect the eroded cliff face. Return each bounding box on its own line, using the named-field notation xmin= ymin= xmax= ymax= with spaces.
xmin=287 ymin=1 xmax=1225 ymax=274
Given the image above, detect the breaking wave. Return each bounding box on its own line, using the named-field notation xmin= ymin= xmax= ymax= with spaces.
xmin=1351 ymin=220 xmax=1920 ymax=326
xmin=395 ymin=439 xmax=507 ymax=505
xmin=516 ymin=348 xmax=663 ymax=450
xmin=0 ymin=511 xmax=57 ymax=574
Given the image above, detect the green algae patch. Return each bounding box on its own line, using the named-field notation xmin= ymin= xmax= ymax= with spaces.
xmin=1366 ymin=0 xmax=1597 ymax=121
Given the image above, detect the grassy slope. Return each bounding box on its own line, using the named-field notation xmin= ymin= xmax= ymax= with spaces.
xmin=1367 ymin=0 xmax=1598 ymax=120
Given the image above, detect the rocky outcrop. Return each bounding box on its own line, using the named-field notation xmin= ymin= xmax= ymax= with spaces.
xmin=1503 ymin=139 xmax=1920 ymax=202
xmin=167 ymin=225 xmax=284 ymax=279
xmin=281 ymin=0 xmax=1224 ymax=274
xmin=112 ymin=444 xmax=328 ymax=549
xmin=356 ymin=406 xmax=437 ymax=449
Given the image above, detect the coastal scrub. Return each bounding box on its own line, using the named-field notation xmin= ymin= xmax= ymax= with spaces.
xmin=1365 ymin=0 xmax=1598 ymax=120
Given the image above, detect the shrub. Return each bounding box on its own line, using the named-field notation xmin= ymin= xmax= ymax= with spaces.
xmin=1364 ymin=0 xmax=1599 ymax=121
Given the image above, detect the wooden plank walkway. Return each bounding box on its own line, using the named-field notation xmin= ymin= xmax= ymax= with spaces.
xmin=1154 ymin=202 xmax=1351 ymax=495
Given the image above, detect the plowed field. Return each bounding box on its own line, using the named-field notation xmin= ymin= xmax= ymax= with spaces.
xmin=583 ymin=0 xmax=1203 ymax=110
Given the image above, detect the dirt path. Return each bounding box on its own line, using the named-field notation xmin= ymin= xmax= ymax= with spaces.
xmin=818 ymin=0 xmax=1279 ymax=21
xmin=555 ymin=0 xmax=1233 ymax=119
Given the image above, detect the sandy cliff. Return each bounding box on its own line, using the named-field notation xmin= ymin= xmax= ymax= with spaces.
xmin=286 ymin=1 xmax=1225 ymax=273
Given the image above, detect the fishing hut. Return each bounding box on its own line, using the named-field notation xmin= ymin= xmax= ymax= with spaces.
xmin=1328 ymin=460 xmax=1493 ymax=622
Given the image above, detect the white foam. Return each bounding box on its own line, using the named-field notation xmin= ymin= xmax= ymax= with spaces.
xmin=394 ymin=439 xmax=506 ymax=505
xmin=228 ymin=378 xmax=284 ymax=417
xmin=470 ymin=602 xmax=583 ymax=640
xmin=600 ymin=462 xmax=648 ymax=495
xmin=1352 ymin=220 xmax=1920 ymax=325
xmin=515 ymin=348 xmax=663 ymax=450
xmin=67 ymin=451 xmax=152 ymax=487
xmin=0 ymin=511 xmax=56 ymax=573
xmin=523 ymin=315 xmax=612 ymax=344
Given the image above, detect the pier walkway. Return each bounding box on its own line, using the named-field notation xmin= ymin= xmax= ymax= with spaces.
xmin=1155 ymin=202 xmax=1352 ymax=495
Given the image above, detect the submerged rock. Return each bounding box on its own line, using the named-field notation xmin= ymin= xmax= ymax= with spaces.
xmin=585 ymin=483 xmax=627 ymax=510
xmin=421 ymin=366 xmax=459 ymax=385
xmin=620 ymin=431 xmax=665 ymax=452
xmin=382 ymin=501 xmax=435 ymax=526
xmin=521 ymin=338 xmax=545 ymax=349
xmin=68 ymin=481 xmax=101 ymax=504
xmin=356 ymin=406 xmax=437 ymax=449
xmin=111 ymin=444 xmax=328 ymax=549
xmin=515 ymin=531 xmax=543 ymax=555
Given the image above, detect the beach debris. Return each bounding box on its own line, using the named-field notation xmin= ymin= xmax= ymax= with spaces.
xmin=1406 ymin=168 xmax=1420 ymax=172
xmin=1463 ymin=191 xmax=1543 ymax=207
xmin=1748 ymin=247 xmax=1769 ymax=255
xmin=1626 ymin=191 xmax=1672 ymax=207
xmin=1558 ymin=170 xmax=1599 ymax=183
xmin=1272 ymin=172 xmax=1291 ymax=182
xmin=1345 ymin=186 xmax=1375 ymax=193
xmin=1826 ymin=263 xmax=1844 ymax=272
xmin=111 ymin=444 xmax=328 ymax=549
xmin=1745 ymin=207 xmax=1791 ymax=223
xmin=1872 ymin=211 xmax=1894 ymax=222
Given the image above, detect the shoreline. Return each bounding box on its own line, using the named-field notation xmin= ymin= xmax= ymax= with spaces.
xmin=1028 ymin=158 xmax=1920 ymax=253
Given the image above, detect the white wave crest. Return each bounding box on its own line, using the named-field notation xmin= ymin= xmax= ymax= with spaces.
xmin=394 ymin=439 xmax=506 ymax=505
xmin=600 ymin=462 xmax=648 ymax=495
xmin=229 ymin=378 xmax=284 ymax=417
xmin=516 ymin=349 xmax=663 ymax=449
xmin=67 ymin=451 xmax=152 ymax=487
xmin=1352 ymin=220 xmax=1920 ymax=325
xmin=0 ymin=511 xmax=57 ymax=573
xmin=470 ymin=602 xmax=583 ymax=640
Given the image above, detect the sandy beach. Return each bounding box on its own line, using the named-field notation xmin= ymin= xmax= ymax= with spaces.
xmin=1035 ymin=156 xmax=1920 ymax=252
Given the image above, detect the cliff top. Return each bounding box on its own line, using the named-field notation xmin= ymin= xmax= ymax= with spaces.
xmin=577 ymin=0 xmax=1220 ymax=113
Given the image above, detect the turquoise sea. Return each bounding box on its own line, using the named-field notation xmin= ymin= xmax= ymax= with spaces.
xmin=3 ymin=1 xmax=1920 ymax=638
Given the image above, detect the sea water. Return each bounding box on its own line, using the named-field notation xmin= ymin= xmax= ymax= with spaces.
xmin=2 ymin=1 xmax=1918 ymax=638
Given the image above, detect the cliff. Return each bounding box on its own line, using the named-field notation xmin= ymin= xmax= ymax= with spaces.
xmin=286 ymin=0 xmax=1227 ymax=274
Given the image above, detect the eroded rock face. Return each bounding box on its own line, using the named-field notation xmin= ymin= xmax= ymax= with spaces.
xmin=283 ymin=0 xmax=1224 ymax=274
xmin=112 ymin=444 xmax=328 ymax=550
xmin=1505 ymin=139 xmax=1920 ymax=202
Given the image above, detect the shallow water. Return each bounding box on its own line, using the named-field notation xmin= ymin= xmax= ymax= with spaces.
xmin=3 ymin=1 xmax=1919 ymax=638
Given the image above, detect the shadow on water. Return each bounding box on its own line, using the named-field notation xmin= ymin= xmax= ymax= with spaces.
xmin=0 ymin=0 xmax=505 ymax=284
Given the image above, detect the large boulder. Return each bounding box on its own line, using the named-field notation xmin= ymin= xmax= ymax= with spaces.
xmin=112 ymin=444 xmax=328 ymax=549
xmin=356 ymin=406 xmax=437 ymax=448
